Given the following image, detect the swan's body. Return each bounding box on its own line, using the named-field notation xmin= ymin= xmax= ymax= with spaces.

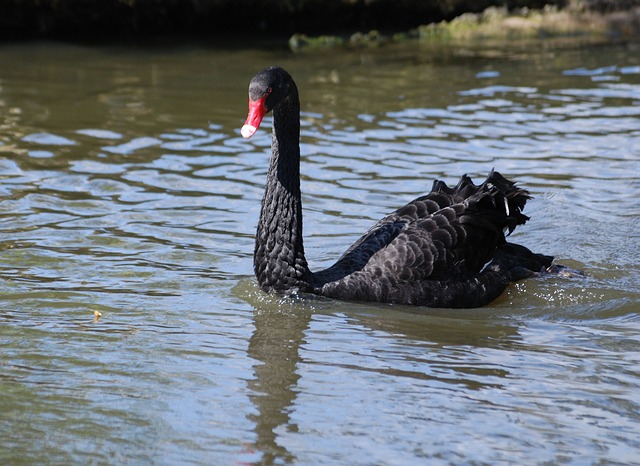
xmin=242 ymin=66 xmax=559 ymax=308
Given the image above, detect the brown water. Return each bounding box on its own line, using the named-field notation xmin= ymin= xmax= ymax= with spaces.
xmin=0 ymin=39 xmax=639 ymax=465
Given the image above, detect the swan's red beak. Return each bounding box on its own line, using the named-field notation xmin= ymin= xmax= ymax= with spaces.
xmin=241 ymin=95 xmax=268 ymax=139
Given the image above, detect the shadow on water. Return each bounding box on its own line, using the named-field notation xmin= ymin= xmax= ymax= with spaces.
xmin=240 ymin=283 xmax=525 ymax=464
xmin=242 ymin=290 xmax=640 ymax=464
xmin=247 ymin=305 xmax=312 ymax=464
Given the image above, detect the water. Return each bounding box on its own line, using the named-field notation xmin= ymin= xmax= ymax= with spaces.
xmin=0 ymin=39 xmax=639 ymax=465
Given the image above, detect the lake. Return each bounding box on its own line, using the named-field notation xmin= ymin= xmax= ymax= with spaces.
xmin=0 ymin=38 xmax=639 ymax=465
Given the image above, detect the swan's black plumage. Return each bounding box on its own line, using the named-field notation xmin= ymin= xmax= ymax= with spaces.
xmin=242 ymin=66 xmax=556 ymax=308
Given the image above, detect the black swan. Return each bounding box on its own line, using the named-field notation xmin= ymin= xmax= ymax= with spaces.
xmin=241 ymin=66 xmax=563 ymax=308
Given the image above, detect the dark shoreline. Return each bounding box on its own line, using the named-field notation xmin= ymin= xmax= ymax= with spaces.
xmin=1 ymin=0 xmax=640 ymax=51
xmin=3 ymin=0 xmax=637 ymax=42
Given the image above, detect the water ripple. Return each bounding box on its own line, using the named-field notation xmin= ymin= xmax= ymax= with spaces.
xmin=1 ymin=41 xmax=639 ymax=466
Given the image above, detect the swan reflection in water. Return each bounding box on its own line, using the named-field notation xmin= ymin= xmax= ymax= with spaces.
xmin=243 ymin=294 xmax=522 ymax=464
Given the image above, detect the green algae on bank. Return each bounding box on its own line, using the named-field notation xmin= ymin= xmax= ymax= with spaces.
xmin=289 ymin=4 xmax=640 ymax=50
xmin=418 ymin=5 xmax=640 ymax=40
xmin=289 ymin=30 xmax=389 ymax=50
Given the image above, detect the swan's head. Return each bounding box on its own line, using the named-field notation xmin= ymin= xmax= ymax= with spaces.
xmin=241 ymin=66 xmax=294 ymax=139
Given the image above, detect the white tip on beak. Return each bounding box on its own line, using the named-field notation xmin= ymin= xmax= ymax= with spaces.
xmin=241 ymin=124 xmax=257 ymax=139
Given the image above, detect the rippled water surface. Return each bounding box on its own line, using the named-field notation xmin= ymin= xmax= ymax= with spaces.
xmin=1 ymin=39 xmax=639 ymax=465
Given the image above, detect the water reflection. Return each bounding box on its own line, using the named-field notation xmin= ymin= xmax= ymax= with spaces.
xmin=241 ymin=292 xmax=640 ymax=463
xmin=248 ymin=305 xmax=311 ymax=464
xmin=243 ymin=292 xmax=529 ymax=463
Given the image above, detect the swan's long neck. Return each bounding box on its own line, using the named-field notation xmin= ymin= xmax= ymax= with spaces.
xmin=254 ymin=90 xmax=311 ymax=292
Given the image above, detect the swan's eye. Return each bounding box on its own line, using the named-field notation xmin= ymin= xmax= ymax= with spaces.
xmin=266 ymin=87 xmax=273 ymax=94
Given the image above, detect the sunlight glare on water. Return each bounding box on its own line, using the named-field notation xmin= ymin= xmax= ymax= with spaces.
xmin=0 ymin=39 xmax=639 ymax=465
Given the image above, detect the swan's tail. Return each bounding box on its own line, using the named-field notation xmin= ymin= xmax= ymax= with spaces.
xmin=433 ymin=171 xmax=584 ymax=281
xmin=432 ymin=169 xmax=531 ymax=236
xmin=481 ymin=169 xmax=531 ymax=234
